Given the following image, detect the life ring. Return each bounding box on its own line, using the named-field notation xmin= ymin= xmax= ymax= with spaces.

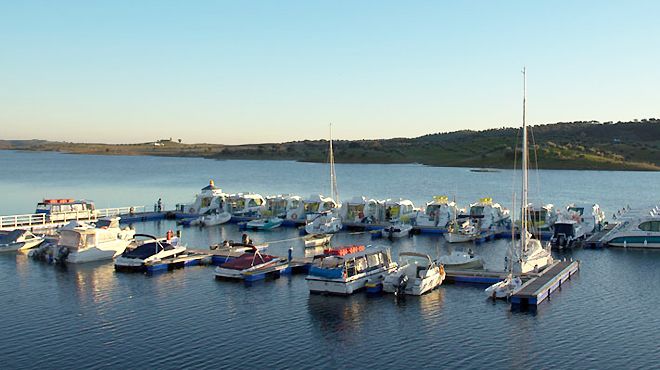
xmin=291 ymin=213 xmax=298 ymax=220
xmin=190 ymin=208 xmax=195 ymax=214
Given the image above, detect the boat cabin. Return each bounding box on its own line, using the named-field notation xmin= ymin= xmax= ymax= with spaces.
xmin=184 ymin=180 xmax=228 ymax=215
xmin=225 ymin=193 xmax=265 ymax=216
xmin=35 ymin=199 xmax=97 ymax=221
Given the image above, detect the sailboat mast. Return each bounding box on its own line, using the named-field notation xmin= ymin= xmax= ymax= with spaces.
xmin=329 ymin=123 xmax=339 ymax=202
xmin=521 ymin=67 xmax=528 ymax=251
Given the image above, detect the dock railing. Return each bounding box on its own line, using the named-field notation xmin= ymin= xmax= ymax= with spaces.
xmin=0 ymin=206 xmax=146 ymax=230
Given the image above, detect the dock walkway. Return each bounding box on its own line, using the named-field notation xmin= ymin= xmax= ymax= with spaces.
xmin=511 ymin=259 xmax=580 ymax=308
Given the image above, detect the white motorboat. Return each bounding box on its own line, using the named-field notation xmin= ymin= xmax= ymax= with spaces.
xmin=182 ymin=180 xmax=228 ymax=215
xmin=303 ymin=194 xmax=339 ymax=219
xmin=383 ymin=252 xmax=446 ymax=296
xmin=443 ymin=219 xmax=480 ymax=243
xmin=602 ymin=208 xmax=660 ymax=248
xmin=0 ymin=229 xmax=45 ymax=252
xmin=382 ymin=199 xmax=416 ymax=223
xmin=484 ymin=275 xmax=523 ymax=299
xmin=114 ymin=234 xmax=187 ymax=272
xmin=35 ymin=198 xmax=98 ymax=222
xmin=382 ymin=223 xmax=413 ymax=239
xmin=225 ymin=193 xmax=266 ymax=217
xmin=284 ymin=195 xmax=306 ymax=222
xmin=437 ymin=250 xmax=483 ymax=269
xmin=414 ymin=196 xmax=457 ymax=229
xmin=306 ymin=245 xmax=397 ymax=295
xmin=525 ymin=203 xmax=557 ymax=239
xmin=305 ymin=211 xmax=342 ymax=234
xmin=466 ymin=197 xmax=510 ymax=234
xmin=213 ymin=250 xmax=286 ymax=279
xmin=304 ymin=233 xmax=332 ymax=248
xmin=339 ymin=196 xmax=383 ymax=224
xmin=550 ymin=219 xmax=585 ymax=248
xmin=263 ymin=195 xmax=288 ymax=218
xmin=190 ymin=211 xmax=232 ymax=227
xmin=245 ymin=217 xmax=284 ymax=230
xmin=31 ymin=217 xmax=135 ymax=263
xmin=210 ymin=239 xmax=268 ymax=253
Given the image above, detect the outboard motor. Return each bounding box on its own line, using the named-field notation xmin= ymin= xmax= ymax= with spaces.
xmin=395 ymin=274 xmax=409 ymax=296
xmin=54 ymin=246 xmax=70 ymax=264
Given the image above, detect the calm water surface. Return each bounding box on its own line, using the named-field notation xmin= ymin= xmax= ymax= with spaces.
xmin=0 ymin=150 xmax=658 ymax=369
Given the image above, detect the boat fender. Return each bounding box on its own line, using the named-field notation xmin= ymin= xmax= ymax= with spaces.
xmin=210 ymin=244 xmax=218 ymax=250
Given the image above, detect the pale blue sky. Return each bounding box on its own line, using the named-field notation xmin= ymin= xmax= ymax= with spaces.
xmin=1 ymin=1 xmax=658 ymax=144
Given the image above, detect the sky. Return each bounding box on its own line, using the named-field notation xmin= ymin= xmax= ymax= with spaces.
xmin=1 ymin=1 xmax=659 ymax=144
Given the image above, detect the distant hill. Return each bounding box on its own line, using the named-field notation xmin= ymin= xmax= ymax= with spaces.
xmin=1 ymin=120 xmax=659 ymax=170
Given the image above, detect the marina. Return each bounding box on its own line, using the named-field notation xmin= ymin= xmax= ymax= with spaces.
xmin=0 ymin=151 xmax=658 ymax=369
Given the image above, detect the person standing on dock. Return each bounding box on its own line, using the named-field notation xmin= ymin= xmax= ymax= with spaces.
xmin=157 ymin=198 xmax=163 ymax=212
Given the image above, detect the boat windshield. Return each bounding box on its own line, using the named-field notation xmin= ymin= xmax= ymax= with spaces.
xmin=60 ymin=230 xmax=82 ymax=248
xmin=568 ymin=207 xmax=585 ymax=215
xmin=400 ymin=254 xmax=429 ymax=267
xmin=123 ymin=242 xmax=172 ymax=259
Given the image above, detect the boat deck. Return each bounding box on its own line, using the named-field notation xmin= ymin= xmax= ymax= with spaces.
xmin=511 ymin=259 xmax=580 ymax=308
xmin=584 ymin=223 xmax=618 ymax=248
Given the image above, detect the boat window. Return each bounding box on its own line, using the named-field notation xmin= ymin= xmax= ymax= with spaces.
xmin=470 ymin=206 xmax=484 ymax=216
xmin=305 ymin=202 xmax=320 ymax=213
xmin=639 ymin=221 xmax=660 ymax=232
xmin=366 ymin=253 xmax=382 ymax=270
xmin=289 ymin=200 xmax=300 ymax=208
xmin=201 ymin=197 xmax=212 ymax=208
xmin=354 ymin=257 xmax=367 ymax=274
xmin=345 ymin=260 xmax=356 ymax=277
xmin=85 ymin=235 xmax=95 ymax=246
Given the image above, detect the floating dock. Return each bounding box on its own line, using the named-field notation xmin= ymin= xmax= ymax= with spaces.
xmin=144 ymin=252 xmax=212 ymax=274
xmin=444 ymin=268 xmax=511 ymax=285
xmin=511 ymin=259 xmax=580 ymax=309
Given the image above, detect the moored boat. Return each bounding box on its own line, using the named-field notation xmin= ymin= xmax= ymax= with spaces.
xmin=0 ymin=230 xmax=45 ymax=253
xmin=382 ymin=223 xmax=413 ymax=239
xmin=437 ymin=250 xmax=483 ymax=269
xmin=245 ymin=217 xmax=284 ymax=230
xmin=213 ymin=249 xmax=286 ymax=279
xmin=305 ymin=245 xmax=397 ymax=295
xmin=383 ymin=252 xmax=445 ymax=296
xmin=114 ymin=234 xmax=187 ymax=272
xmin=304 ymin=233 xmax=332 ymax=248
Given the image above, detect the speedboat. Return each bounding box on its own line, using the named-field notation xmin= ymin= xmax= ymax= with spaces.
xmin=437 ymin=250 xmax=483 ymax=269
xmin=306 ymin=245 xmax=397 ymax=295
xmin=304 ymin=233 xmax=332 ymax=248
xmin=30 ymin=217 xmax=135 ymax=263
xmin=414 ymin=196 xmax=457 ymax=229
xmin=190 ymin=211 xmax=232 ymax=227
xmin=213 ymin=249 xmax=286 ymax=279
xmin=550 ymin=219 xmax=585 ymax=249
xmin=245 ymin=217 xmax=284 ymax=230
xmin=305 ymin=211 xmax=342 ymax=234
xmin=443 ymin=219 xmax=480 ymax=243
xmin=382 ymin=223 xmax=413 ymax=239
xmin=210 ymin=240 xmax=268 ymax=253
xmin=114 ymin=234 xmax=187 ymax=272
xmin=484 ymin=274 xmax=523 ymax=299
xmin=0 ymin=229 xmax=45 ymax=252
xmin=383 ymin=252 xmax=445 ymax=296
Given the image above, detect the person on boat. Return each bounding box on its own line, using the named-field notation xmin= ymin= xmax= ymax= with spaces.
xmin=468 ymin=248 xmax=474 ymax=257
xmin=385 ymin=208 xmax=391 ymax=221
xmin=242 ymin=233 xmax=252 ymax=245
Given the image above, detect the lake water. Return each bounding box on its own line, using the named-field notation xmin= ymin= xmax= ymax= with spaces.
xmin=0 ymin=150 xmax=659 ymax=369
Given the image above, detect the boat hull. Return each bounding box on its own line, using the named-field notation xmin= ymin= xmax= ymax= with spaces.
xmin=306 ymin=266 xmax=395 ymax=295
xmin=67 ymin=241 xmax=131 ymax=263
xmin=0 ymin=238 xmax=44 ymax=253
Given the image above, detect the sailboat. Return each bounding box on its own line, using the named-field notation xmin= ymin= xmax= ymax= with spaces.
xmin=305 ymin=124 xmax=342 ymax=234
xmin=485 ymin=68 xmax=553 ymax=299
